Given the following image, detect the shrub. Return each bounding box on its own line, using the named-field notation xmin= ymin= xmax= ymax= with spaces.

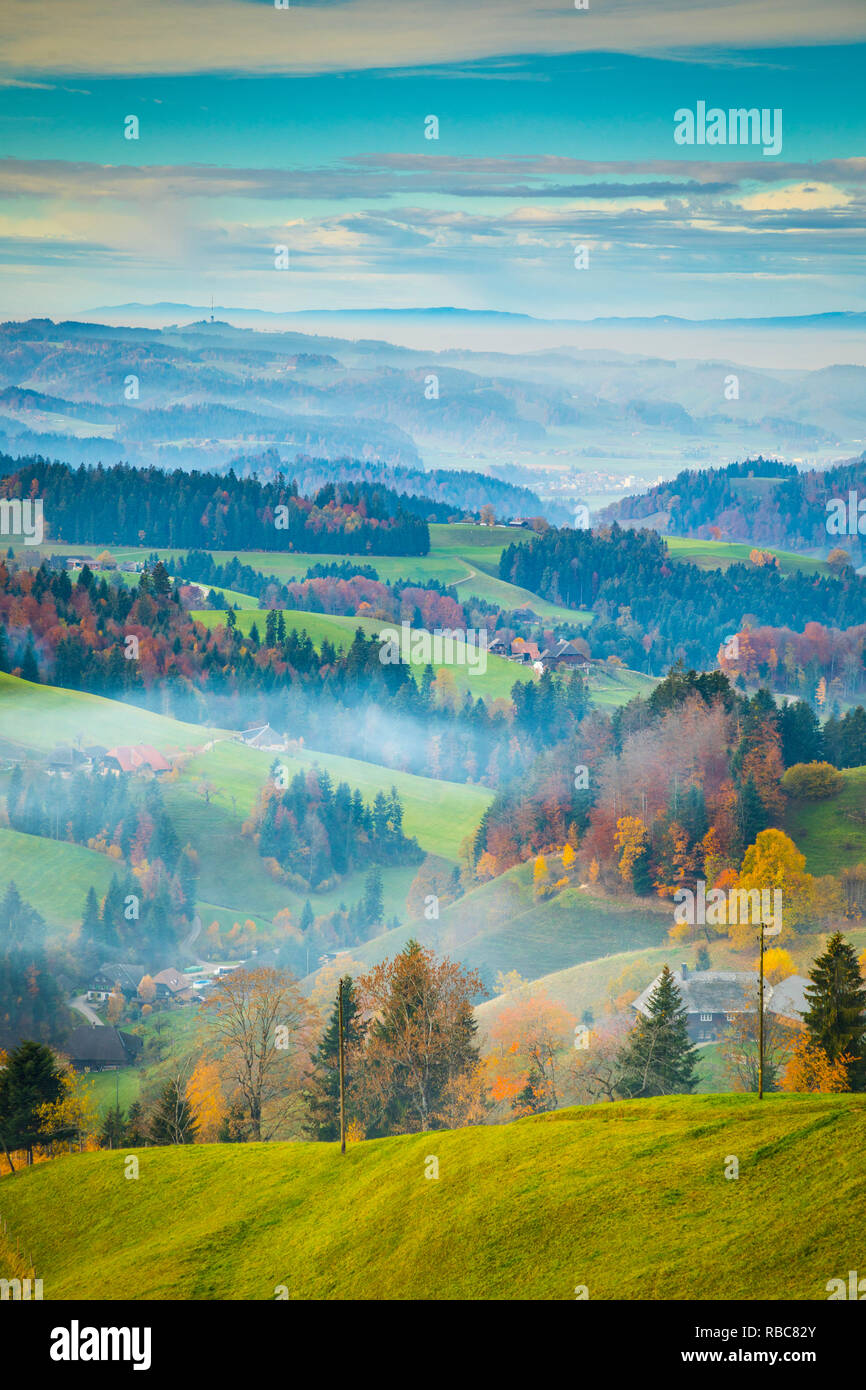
xmin=781 ymin=761 xmax=844 ymax=800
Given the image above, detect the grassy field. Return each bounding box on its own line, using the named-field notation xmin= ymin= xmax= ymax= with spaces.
xmin=0 ymin=825 xmax=115 ymax=929
xmin=40 ymin=526 xmax=592 ymax=628
xmin=666 ymin=536 xmax=828 ymax=576
xmin=782 ymin=766 xmax=866 ymax=876
xmin=2 ymin=1092 xmax=863 ymax=1299
xmin=0 ymin=675 xmax=491 ymax=938
xmin=0 ymin=672 xmax=214 ymax=756
xmin=190 ymin=607 xmax=535 ymax=700
xmin=172 ymin=739 xmax=491 ymax=866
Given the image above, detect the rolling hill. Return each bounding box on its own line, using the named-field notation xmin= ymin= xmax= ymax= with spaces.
xmin=2 ymin=1093 xmax=863 ymax=1300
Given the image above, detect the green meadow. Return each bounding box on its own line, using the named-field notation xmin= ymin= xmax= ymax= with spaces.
xmin=2 ymin=1092 xmax=863 ymax=1300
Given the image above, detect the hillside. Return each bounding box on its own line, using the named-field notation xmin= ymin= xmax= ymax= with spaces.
xmin=782 ymin=765 xmax=866 ymax=875
xmin=2 ymin=1093 xmax=863 ymax=1300
xmin=349 ymin=861 xmax=668 ymax=987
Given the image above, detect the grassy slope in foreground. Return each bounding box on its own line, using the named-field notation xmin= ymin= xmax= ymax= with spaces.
xmin=2 ymin=1094 xmax=863 ymax=1300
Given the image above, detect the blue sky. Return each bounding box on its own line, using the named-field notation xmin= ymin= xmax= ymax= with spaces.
xmin=0 ymin=0 xmax=863 ymax=320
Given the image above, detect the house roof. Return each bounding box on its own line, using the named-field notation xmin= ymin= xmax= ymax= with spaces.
xmin=633 ymin=969 xmax=811 ymax=1021
xmin=152 ymin=968 xmax=188 ymax=993
xmin=94 ymin=963 xmax=141 ymax=991
xmin=46 ymin=744 xmax=86 ymax=767
xmin=105 ymin=743 xmax=171 ymax=773
xmin=238 ymin=724 xmax=282 ymax=747
xmin=633 ymin=969 xmax=757 ymax=1018
xmin=67 ymin=1025 xmax=143 ymax=1064
xmin=511 ymin=639 xmax=541 ymax=660
xmin=767 ymin=974 xmax=810 ymax=1021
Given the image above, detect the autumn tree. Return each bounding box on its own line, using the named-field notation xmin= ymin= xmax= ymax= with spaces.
xmin=354 ymin=940 xmax=484 ymax=1134
xmin=781 ymin=1035 xmax=851 ymax=1093
xmin=486 ymin=990 xmax=576 ymax=1116
xmin=202 ymin=966 xmax=316 ymax=1140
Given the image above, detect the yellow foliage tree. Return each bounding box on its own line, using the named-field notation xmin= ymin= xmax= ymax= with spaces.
xmin=614 ymin=816 xmax=648 ymax=886
xmin=562 ymin=842 xmax=576 ymax=871
xmin=138 ymin=974 xmax=156 ymax=1003
xmin=780 ymin=1035 xmax=851 ymax=1093
xmin=476 ymin=851 xmax=497 ymax=881
xmin=533 ymin=854 xmax=548 ymax=882
xmin=760 ymin=947 xmax=795 ymax=984
xmin=730 ymin=829 xmax=816 ymax=948
xmin=188 ymin=1059 xmax=226 ymax=1142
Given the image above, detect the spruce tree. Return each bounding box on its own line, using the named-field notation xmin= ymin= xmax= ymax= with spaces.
xmin=736 ymin=774 xmax=766 ymax=850
xmin=804 ymin=932 xmax=866 ymax=1090
xmin=614 ymin=965 xmax=698 ymax=1098
xmin=149 ymin=1077 xmax=198 ymax=1144
xmin=303 ymin=978 xmax=361 ymax=1140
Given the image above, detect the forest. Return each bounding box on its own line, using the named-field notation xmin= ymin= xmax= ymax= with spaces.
xmin=0 ymin=458 xmax=431 ymax=554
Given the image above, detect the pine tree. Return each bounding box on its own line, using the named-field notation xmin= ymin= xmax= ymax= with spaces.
xmin=99 ymin=1105 xmax=127 ymax=1149
xmin=362 ymin=867 xmax=384 ymax=927
xmin=614 ymin=965 xmax=698 ymax=1098
xmin=0 ymin=1040 xmax=69 ymax=1168
xmin=803 ymin=932 xmax=866 ymax=1090
xmin=19 ymin=640 xmax=39 ymax=683
xmin=149 ymin=1077 xmax=198 ymax=1144
xmin=736 ymin=774 xmax=766 ymax=850
xmin=303 ymin=978 xmax=361 ymax=1140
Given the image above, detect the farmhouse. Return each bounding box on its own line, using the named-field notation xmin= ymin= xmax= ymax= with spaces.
xmin=538 ymin=638 xmax=593 ymax=671
xmin=510 ymin=638 xmax=542 ymax=664
xmin=104 ymin=744 xmax=172 ymax=776
xmin=235 ymin=724 xmax=286 ymax=751
xmin=88 ymin=963 xmax=142 ymax=1000
xmin=67 ymin=1024 xmax=143 ymax=1072
xmin=45 ymin=744 xmax=89 ymax=777
xmin=632 ymin=965 xmax=810 ymax=1043
xmin=151 ymin=967 xmax=194 ymax=1003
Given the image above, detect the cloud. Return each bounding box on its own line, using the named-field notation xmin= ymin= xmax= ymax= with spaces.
xmin=0 ymin=0 xmax=863 ymax=79
xmin=3 ymin=155 xmax=866 ymax=204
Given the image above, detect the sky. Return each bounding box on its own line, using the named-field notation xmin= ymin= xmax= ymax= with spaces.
xmin=0 ymin=0 xmax=864 ymax=321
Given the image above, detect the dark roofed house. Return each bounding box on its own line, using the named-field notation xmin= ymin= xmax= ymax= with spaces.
xmin=539 ymin=638 xmax=592 ymax=671
xmin=88 ymin=963 xmax=142 ymax=1001
xmin=67 ymin=1024 xmax=142 ymax=1072
xmin=632 ymin=965 xmax=810 ymax=1044
xmin=45 ymin=744 xmax=87 ymax=777
xmin=152 ymin=967 xmax=193 ymax=1002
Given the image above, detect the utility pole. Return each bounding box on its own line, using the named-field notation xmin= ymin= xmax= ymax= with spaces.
xmin=338 ymin=976 xmax=346 ymax=1155
xmin=758 ymin=916 xmax=782 ymax=1099
xmin=758 ymin=919 xmax=766 ymax=1100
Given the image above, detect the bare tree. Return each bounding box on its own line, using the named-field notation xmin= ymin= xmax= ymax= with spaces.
xmin=202 ymin=967 xmax=315 ymax=1140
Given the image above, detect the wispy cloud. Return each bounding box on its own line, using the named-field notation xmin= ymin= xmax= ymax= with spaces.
xmin=1 ymin=0 xmax=863 ymax=79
